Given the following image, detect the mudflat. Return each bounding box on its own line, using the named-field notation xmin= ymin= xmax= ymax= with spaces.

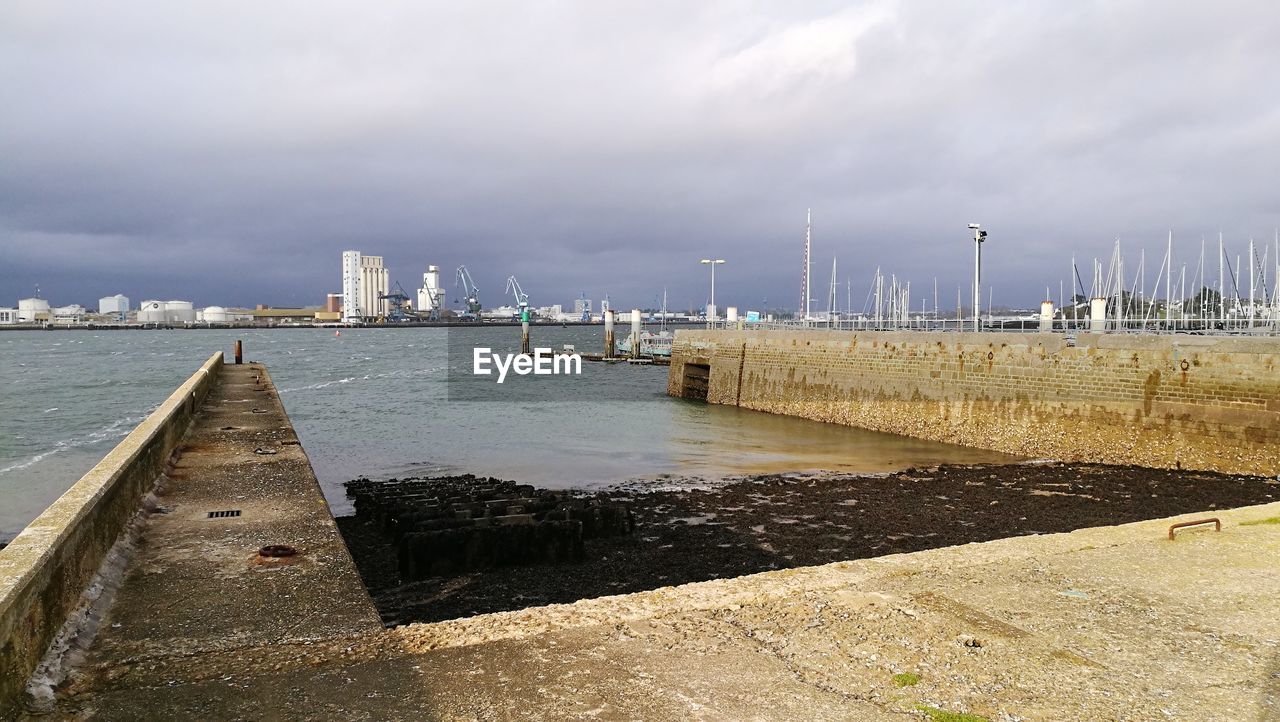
xmin=338 ymin=462 xmax=1279 ymax=625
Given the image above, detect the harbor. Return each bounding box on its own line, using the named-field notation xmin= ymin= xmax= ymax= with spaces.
xmin=3 ymin=333 xmax=1280 ymax=718
xmin=5 ymin=2 xmax=1280 ymax=718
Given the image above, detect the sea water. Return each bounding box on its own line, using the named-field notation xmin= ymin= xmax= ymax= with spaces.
xmin=0 ymin=327 xmax=1017 ymax=540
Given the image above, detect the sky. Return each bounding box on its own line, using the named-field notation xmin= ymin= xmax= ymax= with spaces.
xmin=2 ymin=1 xmax=1278 ymax=313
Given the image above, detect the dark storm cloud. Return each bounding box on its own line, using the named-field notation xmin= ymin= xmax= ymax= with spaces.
xmin=2 ymin=1 xmax=1277 ymax=312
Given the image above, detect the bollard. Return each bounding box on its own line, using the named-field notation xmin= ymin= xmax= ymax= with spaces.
xmin=234 ymin=339 xmax=243 ymax=365
xmin=520 ymin=311 xmax=531 ymax=355
xmin=630 ymin=309 xmax=641 ymax=359
xmin=604 ymin=310 xmax=615 ymax=358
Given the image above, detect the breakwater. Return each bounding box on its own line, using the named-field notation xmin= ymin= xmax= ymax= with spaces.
xmin=667 ymin=330 xmax=1280 ymax=476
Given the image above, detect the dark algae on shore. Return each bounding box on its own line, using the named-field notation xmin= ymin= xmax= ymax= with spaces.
xmin=337 ymin=463 xmax=1279 ymax=625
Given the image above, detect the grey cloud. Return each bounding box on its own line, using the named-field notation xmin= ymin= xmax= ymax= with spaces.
xmin=2 ymin=0 xmax=1277 ymax=312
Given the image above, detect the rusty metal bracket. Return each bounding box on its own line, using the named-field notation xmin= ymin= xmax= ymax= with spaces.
xmin=1168 ymin=518 xmax=1220 ymax=540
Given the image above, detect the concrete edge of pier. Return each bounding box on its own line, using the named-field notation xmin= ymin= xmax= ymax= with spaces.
xmin=390 ymin=498 xmax=1280 ymax=653
xmin=0 ymin=352 xmax=222 ymax=718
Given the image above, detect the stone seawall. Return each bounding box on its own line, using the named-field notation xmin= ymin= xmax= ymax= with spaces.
xmin=667 ymin=330 xmax=1280 ymax=476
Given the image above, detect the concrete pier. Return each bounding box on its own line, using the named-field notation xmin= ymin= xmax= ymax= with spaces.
xmin=63 ymin=361 xmax=380 ymax=661
xmin=3 ymin=353 xmax=1279 ymax=719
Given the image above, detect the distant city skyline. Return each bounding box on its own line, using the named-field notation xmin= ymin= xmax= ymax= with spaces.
xmin=3 ymin=2 xmax=1278 ymax=312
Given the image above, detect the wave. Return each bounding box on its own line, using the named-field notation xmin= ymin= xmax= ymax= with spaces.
xmin=277 ymin=376 xmax=359 ymax=393
xmin=0 ymin=413 xmax=150 ymax=477
xmin=277 ymin=366 xmax=446 ymax=394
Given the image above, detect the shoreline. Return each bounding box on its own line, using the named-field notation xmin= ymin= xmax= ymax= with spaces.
xmin=0 ymin=320 xmax=707 ymax=331
xmin=338 ymin=461 xmax=1279 ymax=626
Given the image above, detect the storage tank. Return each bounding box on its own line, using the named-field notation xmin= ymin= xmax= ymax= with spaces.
xmin=98 ymin=294 xmax=129 ymax=317
xmin=137 ymin=300 xmax=167 ymax=324
xmin=17 ymin=298 xmax=50 ymax=323
xmin=201 ymin=306 xmax=229 ymax=323
xmin=165 ymin=301 xmax=196 ymax=324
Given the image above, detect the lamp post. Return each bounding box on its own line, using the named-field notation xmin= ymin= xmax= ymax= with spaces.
xmin=968 ymin=224 xmax=987 ymax=332
xmin=700 ymin=258 xmax=725 ymax=325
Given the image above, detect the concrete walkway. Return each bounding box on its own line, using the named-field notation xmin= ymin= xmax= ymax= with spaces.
xmin=43 ymin=363 xmax=1280 ymax=720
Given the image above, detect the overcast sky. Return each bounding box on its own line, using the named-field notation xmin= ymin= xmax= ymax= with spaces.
xmin=2 ymin=1 xmax=1277 ymax=313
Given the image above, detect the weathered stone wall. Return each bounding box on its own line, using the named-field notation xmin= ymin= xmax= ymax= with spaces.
xmin=668 ymin=330 xmax=1280 ymax=476
xmin=0 ymin=352 xmax=224 ymax=717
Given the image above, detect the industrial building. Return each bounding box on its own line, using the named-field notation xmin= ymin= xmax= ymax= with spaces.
xmin=51 ymin=305 xmax=87 ymax=324
xmin=341 ymin=251 xmax=390 ymax=322
xmin=416 ymin=265 xmax=444 ymax=317
xmin=98 ymin=294 xmax=129 ymax=320
xmin=17 ymin=298 xmax=50 ymax=323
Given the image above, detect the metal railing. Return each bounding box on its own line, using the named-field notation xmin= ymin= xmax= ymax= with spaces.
xmin=703 ymin=314 xmax=1280 ymax=336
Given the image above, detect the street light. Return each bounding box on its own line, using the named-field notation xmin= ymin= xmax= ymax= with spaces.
xmin=700 ymin=258 xmax=725 ymax=323
xmin=968 ymin=224 xmax=987 ymax=332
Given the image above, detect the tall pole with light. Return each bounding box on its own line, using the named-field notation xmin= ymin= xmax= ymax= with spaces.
xmin=700 ymin=258 xmax=725 ymax=325
xmin=968 ymin=223 xmax=987 ymax=332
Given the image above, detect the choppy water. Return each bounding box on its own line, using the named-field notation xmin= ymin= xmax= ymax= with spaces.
xmin=0 ymin=327 xmax=1017 ymax=540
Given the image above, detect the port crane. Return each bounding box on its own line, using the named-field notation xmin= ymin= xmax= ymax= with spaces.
xmin=378 ymin=282 xmax=416 ymax=323
xmin=505 ymin=275 xmax=529 ymax=315
xmin=455 ymin=266 xmax=481 ymax=317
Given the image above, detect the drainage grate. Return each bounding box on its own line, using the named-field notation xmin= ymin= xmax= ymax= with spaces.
xmin=207 ymin=509 xmax=242 ymax=519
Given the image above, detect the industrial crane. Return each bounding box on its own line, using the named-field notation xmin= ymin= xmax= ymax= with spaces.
xmin=455 ymin=266 xmax=481 ymax=317
xmin=505 ymin=276 xmax=529 ymax=315
xmin=378 ymin=282 xmax=415 ymax=323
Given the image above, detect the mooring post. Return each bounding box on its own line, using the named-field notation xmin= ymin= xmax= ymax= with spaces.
xmin=520 ymin=310 xmax=531 ymax=355
xmin=1039 ymin=300 xmax=1055 ymax=332
xmin=604 ymin=310 xmax=615 ymax=358
xmin=234 ymin=339 xmax=243 ymax=365
xmin=1089 ymin=297 xmax=1107 ymax=333
xmin=630 ymin=309 xmax=641 ymax=359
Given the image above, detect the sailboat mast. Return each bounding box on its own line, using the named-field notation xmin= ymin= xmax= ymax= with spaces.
xmin=800 ymin=208 xmax=811 ymax=320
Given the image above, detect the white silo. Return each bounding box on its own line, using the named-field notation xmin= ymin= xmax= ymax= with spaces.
xmin=417 ymin=265 xmax=443 ymax=313
xmin=18 ymin=298 xmax=50 ymax=322
xmin=342 ymin=250 xmax=362 ymax=322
